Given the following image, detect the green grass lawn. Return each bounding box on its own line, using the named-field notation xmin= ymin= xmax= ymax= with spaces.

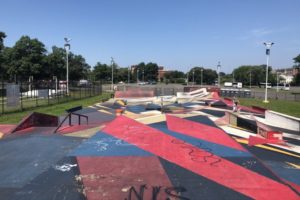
xmin=0 ymin=92 xmax=112 ymax=124
xmin=239 ymin=98 xmax=300 ymax=118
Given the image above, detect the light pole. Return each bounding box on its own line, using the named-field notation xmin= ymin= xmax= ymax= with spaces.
xmin=276 ymin=72 xmax=279 ymax=93
xmin=249 ymin=70 xmax=252 ymax=89
xmin=64 ymin=38 xmax=71 ymax=95
xmin=201 ymin=68 xmax=203 ymax=87
xmin=137 ymin=69 xmax=139 ymax=84
xmin=142 ymin=69 xmax=145 ymax=82
xmin=263 ymin=42 xmax=274 ymax=103
xmin=111 ymin=57 xmax=114 ymax=91
xmin=186 ymin=69 xmax=189 ymax=86
xmin=128 ymin=66 xmax=130 ymax=84
xmin=192 ymin=70 xmax=195 ymax=85
xmin=217 ymin=61 xmax=221 ymax=87
xmin=53 ymin=76 xmax=57 ymax=96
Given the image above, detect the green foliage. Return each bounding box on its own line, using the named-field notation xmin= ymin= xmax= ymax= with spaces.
xmin=0 ymin=32 xmax=7 ymax=77
xmin=239 ymin=98 xmax=300 ymax=118
xmin=0 ymin=93 xmax=112 ymax=124
xmin=292 ymin=72 xmax=300 ymax=86
xmin=133 ymin=62 xmax=159 ymax=82
xmin=45 ymin=46 xmax=66 ymax=80
xmin=189 ymin=67 xmax=217 ymax=85
xmin=293 ymin=54 xmax=300 ymax=65
xmin=233 ymin=65 xmax=276 ymax=86
xmin=93 ymin=62 xmax=112 ymax=81
xmin=6 ymin=36 xmax=47 ymax=79
xmin=0 ymin=33 xmax=90 ymax=81
xmin=68 ymin=53 xmax=90 ymax=80
xmin=164 ymin=70 xmax=185 ymax=83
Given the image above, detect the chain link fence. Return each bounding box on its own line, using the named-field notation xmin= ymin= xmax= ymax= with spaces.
xmin=0 ymin=78 xmax=102 ymax=114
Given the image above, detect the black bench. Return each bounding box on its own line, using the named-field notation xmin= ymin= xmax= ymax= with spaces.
xmin=54 ymin=106 xmax=88 ymax=133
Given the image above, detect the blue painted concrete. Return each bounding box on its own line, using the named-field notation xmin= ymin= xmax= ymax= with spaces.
xmin=264 ymin=161 xmax=300 ymax=185
xmin=0 ymin=134 xmax=83 ymax=188
xmin=149 ymin=122 xmax=252 ymax=158
xmin=69 ymin=132 xmax=153 ymax=156
xmin=126 ymin=105 xmax=146 ymax=114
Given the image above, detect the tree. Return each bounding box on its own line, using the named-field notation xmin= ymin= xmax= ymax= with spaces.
xmin=164 ymin=70 xmax=185 ymax=83
xmin=188 ymin=67 xmax=217 ymax=85
xmin=5 ymin=36 xmax=47 ymax=80
xmin=232 ymin=65 xmax=276 ymax=86
xmin=293 ymin=54 xmax=300 ymax=66
xmin=292 ymin=73 xmax=300 ymax=86
xmin=93 ymin=62 xmax=111 ymax=81
xmin=292 ymin=54 xmax=300 ymax=85
xmin=115 ymin=67 xmax=129 ymax=83
xmin=68 ymin=53 xmax=90 ymax=80
xmin=144 ymin=62 xmax=159 ymax=81
xmin=45 ymin=46 xmax=66 ymax=80
xmin=0 ymin=32 xmax=7 ymax=78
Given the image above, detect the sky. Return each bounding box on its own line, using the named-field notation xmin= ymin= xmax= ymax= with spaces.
xmin=1 ymin=0 xmax=300 ymax=73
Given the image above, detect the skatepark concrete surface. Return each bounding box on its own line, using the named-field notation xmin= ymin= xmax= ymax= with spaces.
xmin=0 ymin=90 xmax=299 ymax=200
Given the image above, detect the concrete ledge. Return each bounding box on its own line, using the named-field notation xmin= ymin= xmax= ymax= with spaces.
xmin=265 ymin=110 xmax=300 ymax=133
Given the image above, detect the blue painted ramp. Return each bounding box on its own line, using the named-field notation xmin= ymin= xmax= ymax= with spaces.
xmin=69 ymin=132 xmax=153 ymax=156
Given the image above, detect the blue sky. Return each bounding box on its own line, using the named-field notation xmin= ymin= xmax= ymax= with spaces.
xmin=1 ymin=0 xmax=300 ymax=73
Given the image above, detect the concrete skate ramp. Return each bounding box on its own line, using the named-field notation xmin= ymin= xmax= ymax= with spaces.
xmin=205 ymin=99 xmax=227 ymax=107
xmin=0 ymin=125 xmax=16 ymax=138
xmin=11 ymin=112 xmax=59 ymax=133
xmin=102 ymin=116 xmax=299 ymax=199
xmin=114 ymin=89 xmax=154 ymax=98
xmin=265 ymin=110 xmax=300 ymax=132
xmin=177 ymin=88 xmax=208 ymax=99
xmin=0 ymin=134 xmax=83 ymax=188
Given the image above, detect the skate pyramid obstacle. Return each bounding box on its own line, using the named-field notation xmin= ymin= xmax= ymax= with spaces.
xmin=11 ymin=112 xmax=59 ymax=133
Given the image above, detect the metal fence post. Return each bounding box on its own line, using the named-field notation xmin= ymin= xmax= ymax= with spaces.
xmin=20 ymin=81 xmax=23 ymax=111
xmin=1 ymin=76 xmax=4 ymax=114
xmin=35 ymin=81 xmax=38 ymax=107
xmin=47 ymin=81 xmax=50 ymax=105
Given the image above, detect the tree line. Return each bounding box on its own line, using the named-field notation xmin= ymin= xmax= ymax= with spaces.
xmin=1 ymin=31 xmax=299 ymax=85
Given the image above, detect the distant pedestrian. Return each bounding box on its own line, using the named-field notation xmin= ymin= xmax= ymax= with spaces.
xmin=233 ymin=96 xmax=239 ymax=112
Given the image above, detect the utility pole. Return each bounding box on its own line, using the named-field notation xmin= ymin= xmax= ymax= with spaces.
xmin=111 ymin=57 xmax=114 ymax=91
xmin=201 ymin=68 xmax=203 ymax=87
xmin=263 ymin=42 xmax=274 ymax=103
xmin=128 ymin=66 xmax=130 ymax=84
xmin=64 ymin=38 xmax=71 ymax=95
xmin=217 ymin=62 xmax=221 ymax=87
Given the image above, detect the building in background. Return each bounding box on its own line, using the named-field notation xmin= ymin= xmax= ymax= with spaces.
xmin=275 ymin=67 xmax=299 ymax=84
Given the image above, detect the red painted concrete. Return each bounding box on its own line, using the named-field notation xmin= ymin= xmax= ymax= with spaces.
xmin=114 ymin=89 xmax=154 ymax=98
xmin=211 ymin=92 xmax=220 ymax=99
xmin=103 ymin=116 xmax=299 ymax=200
xmin=284 ymin=180 xmax=300 ymax=193
xmin=0 ymin=124 xmax=15 ymax=135
xmin=77 ymin=156 xmax=172 ymax=200
xmin=248 ymin=135 xmax=286 ymax=146
xmin=166 ymin=115 xmax=246 ymax=152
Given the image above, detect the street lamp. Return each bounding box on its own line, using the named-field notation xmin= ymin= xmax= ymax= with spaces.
xmin=128 ymin=66 xmax=130 ymax=84
xmin=217 ymin=61 xmax=221 ymax=87
xmin=263 ymin=42 xmax=274 ymax=103
xmin=64 ymin=37 xmax=71 ymax=95
xmin=193 ymin=70 xmax=195 ymax=85
xmin=276 ymin=72 xmax=279 ymax=93
xmin=111 ymin=57 xmax=114 ymax=91
xmin=137 ymin=69 xmax=139 ymax=84
xmin=249 ymin=70 xmax=252 ymax=89
xmin=201 ymin=68 xmax=203 ymax=86
xmin=143 ymin=69 xmax=145 ymax=82
xmin=186 ymin=69 xmax=189 ymax=86
xmin=53 ymin=76 xmax=57 ymax=96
